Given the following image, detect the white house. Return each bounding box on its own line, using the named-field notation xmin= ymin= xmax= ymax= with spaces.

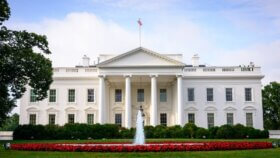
xmin=19 ymin=47 xmax=264 ymax=129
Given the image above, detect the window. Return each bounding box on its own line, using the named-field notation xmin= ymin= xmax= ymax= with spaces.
xmin=49 ymin=89 xmax=56 ymax=102
xmin=188 ymin=113 xmax=195 ymax=124
xmin=160 ymin=113 xmax=167 ymax=126
xmin=226 ymin=113 xmax=234 ymax=125
xmin=225 ymin=88 xmax=233 ymax=101
xmin=207 ymin=88 xmax=214 ymax=101
xmin=29 ymin=114 xmax=36 ymax=125
xmin=188 ymin=88 xmax=195 ymax=101
xmin=68 ymin=89 xmax=75 ymax=102
xmin=137 ymin=89 xmax=144 ymax=102
xmin=115 ymin=89 xmax=122 ymax=102
xmin=87 ymin=114 xmax=94 ymax=125
xmin=115 ymin=114 xmax=122 ymax=126
xmin=207 ymin=113 xmax=214 ymax=128
xmin=49 ymin=114 xmax=56 ymax=125
xmin=245 ymin=88 xmax=252 ymax=101
xmin=30 ymin=89 xmax=36 ymax=102
xmin=87 ymin=89 xmax=94 ymax=102
xmin=246 ymin=113 xmax=253 ymax=127
xmin=160 ymin=89 xmax=167 ymax=102
xmin=68 ymin=114 xmax=75 ymax=123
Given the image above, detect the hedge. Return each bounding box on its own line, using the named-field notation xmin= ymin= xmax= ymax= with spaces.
xmin=13 ymin=123 xmax=269 ymax=140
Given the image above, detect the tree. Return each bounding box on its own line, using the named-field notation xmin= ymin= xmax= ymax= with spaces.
xmin=262 ymin=82 xmax=280 ymax=129
xmin=0 ymin=113 xmax=19 ymax=131
xmin=0 ymin=0 xmax=53 ymax=126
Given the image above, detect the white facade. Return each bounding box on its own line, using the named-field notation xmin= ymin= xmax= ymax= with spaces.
xmin=19 ymin=47 xmax=264 ymax=129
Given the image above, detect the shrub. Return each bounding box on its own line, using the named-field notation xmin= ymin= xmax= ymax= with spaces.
xmin=216 ymin=125 xmax=235 ymax=139
xmin=144 ymin=126 xmax=155 ymax=138
xmin=208 ymin=126 xmax=219 ymax=139
xmin=183 ymin=123 xmax=198 ymax=138
xmin=166 ymin=125 xmax=184 ymax=138
xmin=232 ymin=124 xmax=247 ymax=138
xmin=195 ymin=128 xmax=209 ymax=138
xmin=154 ymin=125 xmax=167 ymax=138
xmin=119 ymin=127 xmax=134 ymax=139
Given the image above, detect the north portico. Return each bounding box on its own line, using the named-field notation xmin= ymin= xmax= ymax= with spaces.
xmin=19 ymin=47 xmax=265 ymax=129
xmin=96 ymin=47 xmax=186 ymax=128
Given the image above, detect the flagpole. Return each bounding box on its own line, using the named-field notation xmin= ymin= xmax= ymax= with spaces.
xmin=139 ymin=23 xmax=141 ymax=47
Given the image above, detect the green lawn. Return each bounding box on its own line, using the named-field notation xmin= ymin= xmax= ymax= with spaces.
xmin=1 ymin=139 xmax=280 ymax=158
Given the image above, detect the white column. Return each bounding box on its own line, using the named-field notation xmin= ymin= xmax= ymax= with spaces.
xmin=177 ymin=75 xmax=183 ymax=126
xmin=150 ymin=75 xmax=157 ymax=126
xmin=125 ymin=75 xmax=132 ymax=128
xmin=98 ymin=75 xmax=105 ymax=124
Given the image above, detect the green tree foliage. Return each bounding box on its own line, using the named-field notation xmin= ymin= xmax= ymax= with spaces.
xmin=0 ymin=113 xmax=19 ymax=131
xmin=0 ymin=0 xmax=52 ymax=126
xmin=262 ymin=82 xmax=280 ymax=129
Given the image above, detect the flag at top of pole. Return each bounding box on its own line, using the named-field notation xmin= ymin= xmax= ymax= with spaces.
xmin=138 ymin=18 xmax=142 ymax=26
xmin=137 ymin=18 xmax=142 ymax=46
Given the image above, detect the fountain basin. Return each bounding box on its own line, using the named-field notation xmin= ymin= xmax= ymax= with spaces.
xmin=11 ymin=141 xmax=272 ymax=152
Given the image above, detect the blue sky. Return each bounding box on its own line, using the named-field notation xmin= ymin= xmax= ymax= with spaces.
xmin=6 ymin=0 xmax=280 ymax=84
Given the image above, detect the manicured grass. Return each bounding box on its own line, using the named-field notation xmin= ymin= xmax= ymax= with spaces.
xmin=1 ymin=139 xmax=279 ymax=158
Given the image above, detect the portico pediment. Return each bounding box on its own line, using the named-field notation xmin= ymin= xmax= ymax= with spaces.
xmin=96 ymin=47 xmax=185 ymax=68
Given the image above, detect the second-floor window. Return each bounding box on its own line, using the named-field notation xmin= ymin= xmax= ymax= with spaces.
xmin=137 ymin=89 xmax=144 ymax=102
xmin=188 ymin=88 xmax=195 ymax=101
xmin=160 ymin=89 xmax=167 ymax=102
xmin=68 ymin=89 xmax=75 ymax=102
xmin=87 ymin=89 xmax=94 ymax=102
xmin=225 ymin=88 xmax=233 ymax=101
xmin=30 ymin=89 xmax=36 ymax=102
xmin=245 ymin=88 xmax=252 ymax=101
xmin=207 ymin=88 xmax=214 ymax=101
xmin=115 ymin=89 xmax=122 ymax=102
xmin=49 ymin=89 xmax=56 ymax=102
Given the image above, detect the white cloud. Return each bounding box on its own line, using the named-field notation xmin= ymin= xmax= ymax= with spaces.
xmin=9 ymin=12 xmax=214 ymax=66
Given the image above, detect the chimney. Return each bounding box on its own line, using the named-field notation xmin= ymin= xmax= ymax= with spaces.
xmin=82 ymin=55 xmax=90 ymax=67
xmin=191 ymin=54 xmax=199 ymax=66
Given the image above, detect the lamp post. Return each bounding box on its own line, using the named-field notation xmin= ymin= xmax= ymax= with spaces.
xmin=140 ymin=105 xmax=145 ymax=125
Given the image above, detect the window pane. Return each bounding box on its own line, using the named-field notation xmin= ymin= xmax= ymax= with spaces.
xmin=49 ymin=89 xmax=56 ymax=102
xmin=188 ymin=88 xmax=195 ymax=101
xmin=137 ymin=89 xmax=144 ymax=102
xmin=87 ymin=114 xmax=94 ymax=125
xmin=115 ymin=89 xmax=122 ymax=102
xmin=29 ymin=114 xmax=36 ymax=125
xmin=188 ymin=113 xmax=195 ymax=124
xmin=160 ymin=89 xmax=167 ymax=102
xmin=207 ymin=113 xmax=214 ymax=128
xmin=225 ymin=88 xmax=233 ymax=101
xmin=207 ymin=88 xmax=213 ymax=101
xmin=68 ymin=89 xmax=75 ymax=102
xmin=115 ymin=114 xmax=122 ymax=126
xmin=226 ymin=113 xmax=234 ymax=125
xmin=49 ymin=114 xmax=56 ymax=125
xmin=245 ymin=88 xmax=252 ymax=101
xmin=87 ymin=89 xmax=94 ymax=102
xmin=160 ymin=113 xmax=167 ymax=126
xmin=246 ymin=113 xmax=253 ymax=127
xmin=30 ymin=89 xmax=36 ymax=102
xmin=68 ymin=114 xmax=75 ymax=123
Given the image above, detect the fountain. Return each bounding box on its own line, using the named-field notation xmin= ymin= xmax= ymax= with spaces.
xmin=133 ymin=110 xmax=145 ymax=145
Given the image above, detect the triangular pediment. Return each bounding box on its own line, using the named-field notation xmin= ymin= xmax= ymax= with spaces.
xmin=96 ymin=47 xmax=185 ymax=67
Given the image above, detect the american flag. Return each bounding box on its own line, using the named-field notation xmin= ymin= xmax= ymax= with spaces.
xmin=137 ymin=18 xmax=142 ymax=26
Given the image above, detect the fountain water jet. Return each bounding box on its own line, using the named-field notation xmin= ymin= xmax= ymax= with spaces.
xmin=133 ymin=110 xmax=145 ymax=145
